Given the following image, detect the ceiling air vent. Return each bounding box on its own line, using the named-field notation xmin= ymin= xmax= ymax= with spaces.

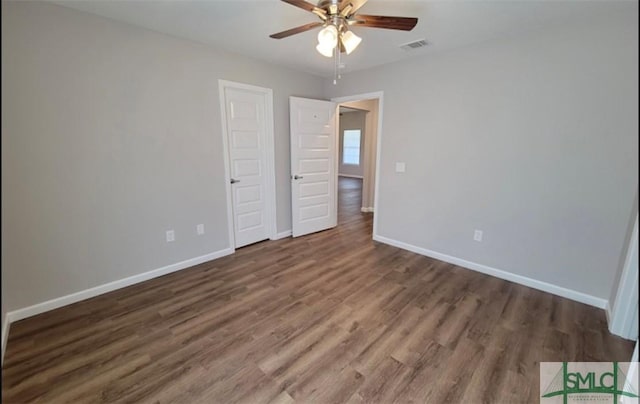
xmin=399 ymin=39 xmax=428 ymax=51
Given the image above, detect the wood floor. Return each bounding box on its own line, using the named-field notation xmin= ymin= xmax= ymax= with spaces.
xmin=2 ymin=177 xmax=634 ymax=403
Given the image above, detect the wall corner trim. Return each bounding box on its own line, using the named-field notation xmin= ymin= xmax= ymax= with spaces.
xmin=1 ymin=247 xmax=234 ymax=363
xmin=1 ymin=315 xmax=10 ymax=366
xmin=372 ymin=234 xmax=608 ymax=309
xmin=608 ymin=214 xmax=639 ymax=340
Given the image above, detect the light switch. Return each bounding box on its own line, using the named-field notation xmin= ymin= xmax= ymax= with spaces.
xmin=395 ymin=162 xmax=406 ymax=173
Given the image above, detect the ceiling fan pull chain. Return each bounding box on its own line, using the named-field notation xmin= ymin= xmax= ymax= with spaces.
xmin=338 ymin=43 xmax=342 ymax=80
xmin=333 ymin=45 xmax=338 ymax=85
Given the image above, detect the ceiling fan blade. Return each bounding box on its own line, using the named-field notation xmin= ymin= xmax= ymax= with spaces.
xmin=339 ymin=0 xmax=368 ymax=16
xmin=269 ymin=22 xmax=323 ymax=39
xmin=350 ymin=14 xmax=418 ymax=31
xmin=282 ymin=0 xmax=327 ymax=19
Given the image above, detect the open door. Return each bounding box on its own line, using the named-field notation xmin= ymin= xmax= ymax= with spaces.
xmin=290 ymin=96 xmax=338 ymax=237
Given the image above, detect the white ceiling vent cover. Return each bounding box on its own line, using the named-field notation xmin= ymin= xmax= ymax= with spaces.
xmin=399 ymin=39 xmax=428 ymax=51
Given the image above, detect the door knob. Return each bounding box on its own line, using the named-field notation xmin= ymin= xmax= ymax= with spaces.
xmin=293 ymin=175 xmax=304 ymax=180
xmin=230 ymin=178 xmax=240 ymax=184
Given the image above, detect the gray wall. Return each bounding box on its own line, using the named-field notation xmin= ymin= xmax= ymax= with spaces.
xmin=1 ymin=1 xmax=324 ymax=313
xmin=338 ymin=110 xmax=366 ymax=178
xmin=325 ymin=12 xmax=638 ymax=300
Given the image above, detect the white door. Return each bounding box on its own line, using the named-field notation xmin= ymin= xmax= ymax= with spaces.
xmin=223 ymin=86 xmax=271 ymax=248
xmin=290 ymin=96 xmax=338 ymax=237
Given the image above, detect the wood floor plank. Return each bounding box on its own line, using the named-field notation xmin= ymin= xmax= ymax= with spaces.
xmin=389 ymin=339 xmax=452 ymax=403
xmin=2 ymin=177 xmax=635 ymax=403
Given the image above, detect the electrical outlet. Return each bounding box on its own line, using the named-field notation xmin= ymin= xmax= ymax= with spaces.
xmin=166 ymin=230 xmax=175 ymax=242
xmin=473 ymin=230 xmax=483 ymax=242
xmin=197 ymin=224 xmax=205 ymax=235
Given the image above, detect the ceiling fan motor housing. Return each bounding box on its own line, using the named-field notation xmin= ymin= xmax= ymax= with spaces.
xmin=317 ymin=0 xmax=341 ymax=15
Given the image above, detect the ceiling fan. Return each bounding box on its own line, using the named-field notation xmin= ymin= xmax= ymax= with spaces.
xmin=269 ymin=0 xmax=418 ymax=58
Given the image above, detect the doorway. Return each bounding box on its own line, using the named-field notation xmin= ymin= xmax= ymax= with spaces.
xmin=334 ymin=94 xmax=382 ymax=229
xmin=288 ymin=92 xmax=383 ymax=238
xmin=337 ymin=106 xmax=365 ymax=225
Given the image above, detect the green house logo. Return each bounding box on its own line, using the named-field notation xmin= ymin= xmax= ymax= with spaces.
xmin=541 ymin=362 xmax=638 ymax=403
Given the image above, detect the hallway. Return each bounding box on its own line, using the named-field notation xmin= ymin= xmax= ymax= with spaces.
xmin=338 ymin=176 xmax=366 ymax=225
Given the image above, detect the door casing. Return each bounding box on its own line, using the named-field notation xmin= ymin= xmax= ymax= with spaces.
xmin=332 ymin=91 xmax=384 ymax=236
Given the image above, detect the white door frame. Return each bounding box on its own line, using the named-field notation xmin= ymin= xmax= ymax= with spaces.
xmin=609 ymin=213 xmax=639 ymax=340
xmin=218 ymin=79 xmax=277 ymax=250
xmin=332 ymin=91 xmax=384 ymax=236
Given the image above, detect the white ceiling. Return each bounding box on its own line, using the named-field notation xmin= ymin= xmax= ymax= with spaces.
xmin=52 ymin=0 xmax=637 ymax=78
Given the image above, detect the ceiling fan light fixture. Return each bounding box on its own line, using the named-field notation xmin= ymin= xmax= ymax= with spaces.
xmin=341 ymin=30 xmax=362 ymax=55
xmin=317 ymin=24 xmax=338 ymax=48
xmin=316 ymin=42 xmax=335 ymax=57
xmin=270 ymin=0 xmax=419 ymax=84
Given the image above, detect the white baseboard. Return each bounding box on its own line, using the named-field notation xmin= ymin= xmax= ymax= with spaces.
xmin=1 ymin=315 xmax=10 ymax=365
xmin=605 ymin=301 xmax=612 ymax=325
xmin=360 ymin=207 xmax=375 ymax=213
xmin=338 ymin=174 xmax=363 ymax=179
xmin=373 ymin=234 xmax=608 ymax=309
xmin=2 ymin=247 xmax=234 ymax=359
xmin=274 ymin=230 xmax=292 ymax=240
